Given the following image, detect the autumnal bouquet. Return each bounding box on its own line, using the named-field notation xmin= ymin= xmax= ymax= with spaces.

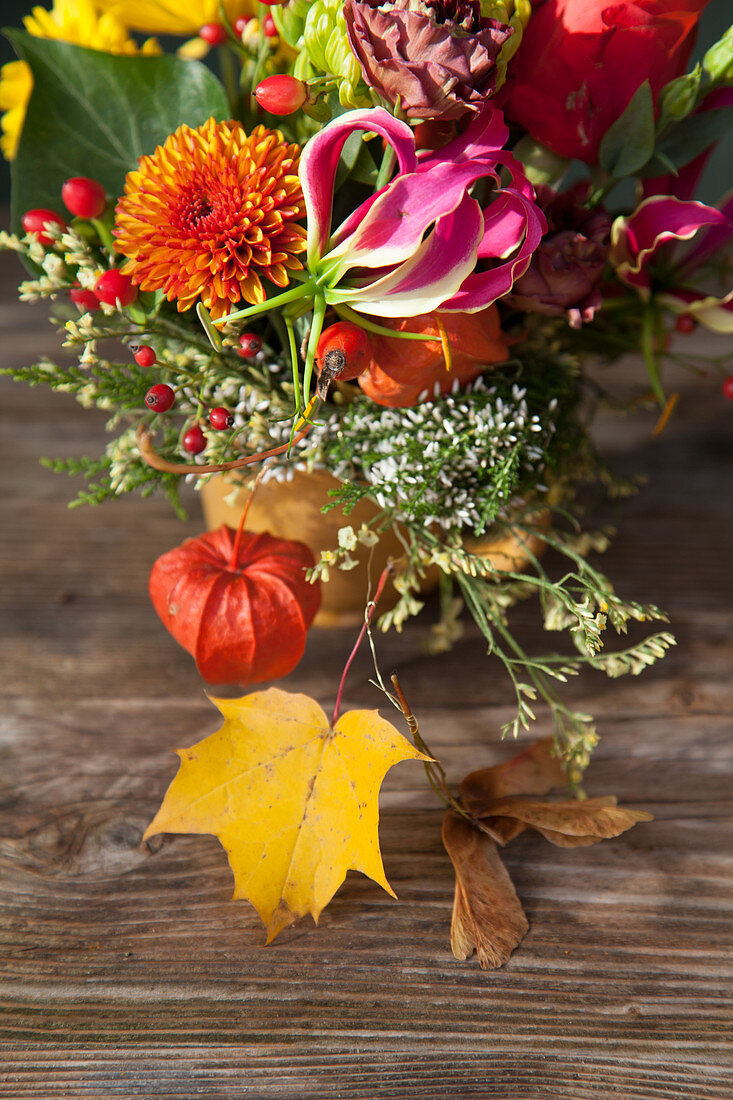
xmin=1 ymin=0 xmax=732 ymax=966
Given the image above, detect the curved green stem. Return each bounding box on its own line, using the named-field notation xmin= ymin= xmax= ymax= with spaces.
xmin=213 ymin=279 xmax=315 ymax=325
xmin=302 ymin=293 xmax=327 ymax=409
xmin=333 ymin=304 xmax=445 ymax=343
xmin=641 ymin=303 xmax=666 ymax=406
xmin=284 ymin=315 xmax=302 ymax=414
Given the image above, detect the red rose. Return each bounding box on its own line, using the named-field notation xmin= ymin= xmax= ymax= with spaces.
xmin=501 ymin=0 xmax=709 ymax=163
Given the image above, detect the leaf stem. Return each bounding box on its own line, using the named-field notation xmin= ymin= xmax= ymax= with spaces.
xmin=331 ymin=562 xmax=393 ymax=727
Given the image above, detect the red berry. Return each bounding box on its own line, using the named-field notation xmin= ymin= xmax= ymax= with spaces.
xmin=237 ymin=332 xmax=262 ymax=359
xmin=94 ymin=269 xmax=138 ymax=308
xmin=61 ymin=176 xmax=106 ymax=220
xmin=675 ymin=313 xmax=697 ymax=335
xmin=21 ymin=208 xmax=66 ymax=246
xmin=722 ymin=375 xmax=733 ymax=401
xmin=255 ymin=75 xmax=308 ymax=116
xmin=233 ymin=15 xmax=251 ymax=34
xmin=209 ymin=406 xmax=235 ymax=430
xmin=133 ymin=344 xmax=156 ymax=368
xmin=316 ymin=322 xmax=373 ymax=382
xmin=263 ymin=15 xmax=277 ymax=36
xmin=69 ymin=286 xmax=100 ymax=312
xmin=145 ymin=384 xmax=176 ymax=412
xmin=183 ymin=425 xmax=207 ymax=454
xmin=199 ymin=22 xmax=228 ymax=44
xmin=261 ymin=0 xmax=287 ymax=4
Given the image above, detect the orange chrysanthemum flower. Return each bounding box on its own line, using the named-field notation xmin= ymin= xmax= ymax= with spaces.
xmin=114 ymin=119 xmax=307 ymax=319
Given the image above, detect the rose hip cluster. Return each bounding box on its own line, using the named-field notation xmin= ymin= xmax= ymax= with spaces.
xmin=22 ymin=175 xmax=137 ymax=312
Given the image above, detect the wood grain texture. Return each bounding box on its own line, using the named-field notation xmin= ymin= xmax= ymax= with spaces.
xmin=1 ymin=234 xmax=732 ymax=1099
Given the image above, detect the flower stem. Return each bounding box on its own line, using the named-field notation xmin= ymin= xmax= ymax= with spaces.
xmin=227 ymin=466 xmax=267 ymax=569
xmin=213 ymin=280 xmax=315 ymax=326
xmin=302 ymin=292 xmax=326 ymax=409
xmin=136 ymin=395 xmax=321 ymax=476
xmin=641 ymin=304 xmax=666 ymax=406
xmin=331 ymin=562 xmax=393 ymax=727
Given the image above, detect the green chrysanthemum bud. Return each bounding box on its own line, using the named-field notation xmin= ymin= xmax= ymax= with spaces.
xmin=282 ymin=0 xmax=370 ymax=109
xmin=305 ymin=0 xmax=370 ymax=108
xmin=483 ymin=0 xmax=532 ymax=89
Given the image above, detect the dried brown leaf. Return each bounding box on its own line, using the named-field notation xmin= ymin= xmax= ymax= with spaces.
xmin=475 ymin=795 xmax=653 ymax=839
xmin=442 ymin=811 xmax=529 ymax=969
xmin=459 ymin=737 xmax=568 ymax=815
xmin=477 ymin=816 xmax=527 ymax=846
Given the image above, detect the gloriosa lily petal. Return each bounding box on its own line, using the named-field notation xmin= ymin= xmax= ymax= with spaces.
xmin=327 ymin=195 xmax=485 ymax=318
xmin=303 ymin=106 xmax=543 ymax=318
xmin=299 ymin=108 xmax=417 ymax=267
xmin=658 ymin=286 xmax=733 ymax=334
xmin=610 ymin=195 xmax=729 ymax=291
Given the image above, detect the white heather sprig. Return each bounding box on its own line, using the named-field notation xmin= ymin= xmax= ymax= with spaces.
xmin=325 ymin=379 xmax=556 ymax=536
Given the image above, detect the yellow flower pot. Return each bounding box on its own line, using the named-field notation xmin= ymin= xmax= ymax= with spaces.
xmin=200 ymin=470 xmax=547 ymax=627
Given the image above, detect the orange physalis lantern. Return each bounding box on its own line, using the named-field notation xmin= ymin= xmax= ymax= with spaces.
xmin=358 ymin=306 xmax=509 ymax=407
xmin=149 ymin=525 xmax=321 ymax=685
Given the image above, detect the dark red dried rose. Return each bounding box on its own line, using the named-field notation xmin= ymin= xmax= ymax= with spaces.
xmin=344 ymin=0 xmax=512 ymax=120
xmin=507 ymin=184 xmax=611 ymax=327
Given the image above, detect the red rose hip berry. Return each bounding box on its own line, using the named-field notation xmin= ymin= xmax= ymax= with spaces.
xmin=263 ymin=15 xmax=277 ymax=36
xmin=199 ymin=22 xmax=228 ymax=44
xmin=132 ymin=344 xmax=156 ymax=368
xmin=61 ymin=177 xmax=106 ymax=219
xmin=94 ymin=269 xmax=138 ymax=307
xmin=237 ymin=332 xmax=262 ymax=359
xmin=255 ymin=75 xmax=308 ymax=115
xmin=722 ymin=375 xmax=733 ymax=401
xmin=675 ymin=313 xmax=697 ymax=335
xmin=316 ymin=322 xmax=372 ymax=381
xmin=233 ymin=16 xmax=251 ymax=35
xmin=145 ymin=384 xmax=175 ymax=412
xmin=22 ymin=208 xmax=66 ymax=246
xmin=69 ymin=287 xmax=100 ymax=312
xmin=209 ymin=406 xmax=235 ymax=430
xmin=183 ymin=425 xmax=207 ymax=454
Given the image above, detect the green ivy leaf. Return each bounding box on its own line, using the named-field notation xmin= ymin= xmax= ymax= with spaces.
xmin=599 ymin=81 xmax=655 ymax=180
xmin=6 ymin=30 xmax=229 ymax=233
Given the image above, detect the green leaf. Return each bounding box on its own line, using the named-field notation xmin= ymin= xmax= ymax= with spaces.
xmin=6 ymin=31 xmax=229 ymax=234
xmin=599 ymin=81 xmax=655 ymax=180
xmin=702 ymin=24 xmax=733 ymax=85
xmin=642 ymin=104 xmax=733 ymax=177
xmin=511 ymin=136 xmax=569 ymax=188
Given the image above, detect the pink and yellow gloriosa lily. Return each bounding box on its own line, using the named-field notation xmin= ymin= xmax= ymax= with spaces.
xmin=216 ymin=106 xmax=545 ymax=404
xmin=300 ymin=106 xmax=544 ymax=318
xmin=610 ymin=194 xmax=733 ymax=333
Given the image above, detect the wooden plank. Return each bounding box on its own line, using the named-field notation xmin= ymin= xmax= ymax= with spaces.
xmin=1 ymin=237 xmax=732 ymax=1098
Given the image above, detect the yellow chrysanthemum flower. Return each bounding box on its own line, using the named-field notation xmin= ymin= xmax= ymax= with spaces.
xmin=97 ymin=0 xmax=257 ymax=36
xmin=0 ymin=0 xmax=159 ymax=161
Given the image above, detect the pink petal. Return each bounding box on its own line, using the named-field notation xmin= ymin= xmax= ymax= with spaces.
xmin=659 ymin=286 xmax=733 ymax=333
xmin=331 ymin=160 xmax=498 ymax=273
xmin=299 ymin=108 xmax=417 ymax=266
xmin=678 ymin=192 xmax=733 ymax=275
xmin=611 ymin=196 xmax=728 ymax=289
xmin=326 ymin=195 xmax=484 ymax=318
xmin=478 ymin=192 xmax=545 ymax=260
xmin=440 ymin=191 xmax=547 ymax=312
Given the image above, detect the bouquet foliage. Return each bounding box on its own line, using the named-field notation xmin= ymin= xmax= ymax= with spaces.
xmin=1 ymin=0 xmax=731 ymax=964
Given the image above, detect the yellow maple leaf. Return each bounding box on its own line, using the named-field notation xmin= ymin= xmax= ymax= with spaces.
xmin=144 ymin=687 xmax=427 ymax=942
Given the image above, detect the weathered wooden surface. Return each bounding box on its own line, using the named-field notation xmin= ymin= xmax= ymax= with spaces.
xmin=1 ymin=238 xmax=732 ymax=1099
